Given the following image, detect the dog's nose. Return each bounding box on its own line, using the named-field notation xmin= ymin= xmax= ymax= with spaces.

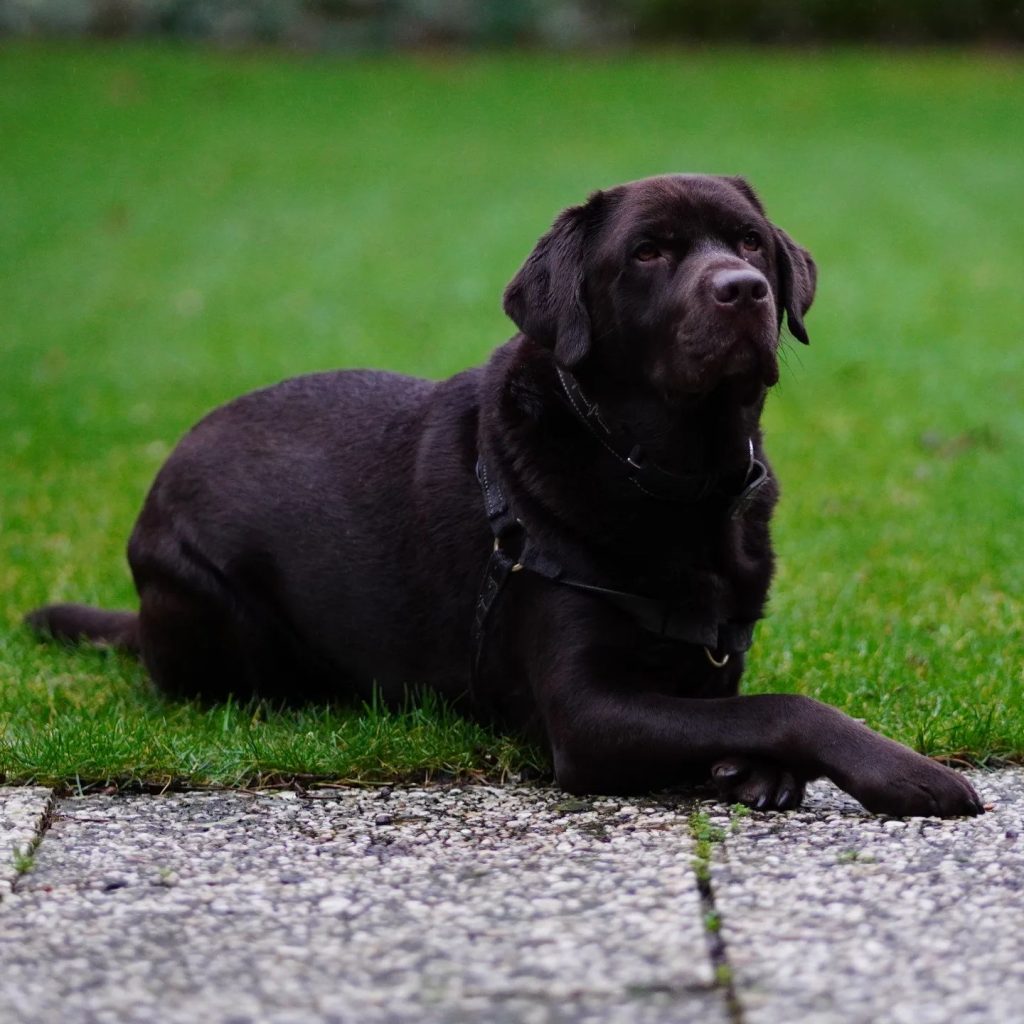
xmin=712 ymin=268 xmax=769 ymax=308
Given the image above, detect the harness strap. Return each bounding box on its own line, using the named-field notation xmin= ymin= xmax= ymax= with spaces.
xmin=471 ymin=457 xmax=760 ymax=681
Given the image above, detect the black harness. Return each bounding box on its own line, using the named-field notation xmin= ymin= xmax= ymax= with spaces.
xmin=471 ymin=369 xmax=770 ymax=682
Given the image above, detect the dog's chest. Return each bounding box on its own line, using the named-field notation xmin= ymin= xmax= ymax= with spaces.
xmin=611 ymin=514 xmax=761 ymax=615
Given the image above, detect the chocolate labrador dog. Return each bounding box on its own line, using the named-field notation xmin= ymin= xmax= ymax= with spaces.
xmin=27 ymin=174 xmax=982 ymax=817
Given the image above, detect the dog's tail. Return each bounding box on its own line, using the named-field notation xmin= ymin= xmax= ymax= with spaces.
xmin=24 ymin=603 xmax=140 ymax=655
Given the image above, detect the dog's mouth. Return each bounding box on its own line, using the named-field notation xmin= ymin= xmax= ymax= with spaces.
xmin=722 ymin=329 xmax=780 ymax=388
xmin=657 ymin=323 xmax=779 ymax=402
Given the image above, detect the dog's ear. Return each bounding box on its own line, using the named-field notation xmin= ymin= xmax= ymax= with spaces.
xmin=774 ymin=227 xmax=817 ymax=345
xmin=724 ymin=175 xmax=767 ymax=215
xmin=726 ymin=175 xmax=816 ymax=346
xmin=503 ymin=194 xmax=601 ymax=368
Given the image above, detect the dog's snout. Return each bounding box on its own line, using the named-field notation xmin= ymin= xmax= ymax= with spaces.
xmin=711 ymin=268 xmax=769 ymax=308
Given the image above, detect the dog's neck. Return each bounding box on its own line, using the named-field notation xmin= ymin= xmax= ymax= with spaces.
xmin=484 ymin=339 xmax=770 ymax=548
xmin=559 ymin=360 xmax=765 ymax=484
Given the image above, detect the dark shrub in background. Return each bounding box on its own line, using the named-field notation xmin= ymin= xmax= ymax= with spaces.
xmin=1 ymin=0 xmax=1021 ymax=47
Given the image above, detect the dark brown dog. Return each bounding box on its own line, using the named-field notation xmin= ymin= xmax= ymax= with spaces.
xmin=26 ymin=174 xmax=982 ymax=817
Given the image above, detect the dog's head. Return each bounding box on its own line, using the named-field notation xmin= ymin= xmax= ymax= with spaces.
xmin=503 ymin=174 xmax=816 ymax=399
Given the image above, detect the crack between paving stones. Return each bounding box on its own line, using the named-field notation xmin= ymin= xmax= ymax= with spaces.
xmin=690 ymin=810 xmax=745 ymax=1024
xmin=8 ymin=791 xmax=58 ymax=896
xmin=696 ymin=870 xmax=744 ymax=1024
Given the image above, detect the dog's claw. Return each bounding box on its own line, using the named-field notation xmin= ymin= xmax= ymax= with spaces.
xmin=712 ymin=756 xmax=806 ymax=813
xmin=712 ymin=760 xmax=743 ymax=781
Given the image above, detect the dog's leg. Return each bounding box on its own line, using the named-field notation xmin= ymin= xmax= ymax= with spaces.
xmin=520 ymin=595 xmax=982 ymax=817
xmin=540 ymin=681 xmax=982 ymax=816
xmin=137 ymin=583 xmax=249 ymax=703
xmin=135 ymin=574 xmax=337 ymax=705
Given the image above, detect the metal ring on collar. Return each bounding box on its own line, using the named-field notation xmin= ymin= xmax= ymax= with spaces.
xmin=704 ymin=647 xmax=730 ymax=668
xmin=493 ymin=537 xmax=523 ymax=572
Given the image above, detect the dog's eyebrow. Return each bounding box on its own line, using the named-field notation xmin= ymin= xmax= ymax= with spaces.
xmin=627 ymin=220 xmax=680 ymax=240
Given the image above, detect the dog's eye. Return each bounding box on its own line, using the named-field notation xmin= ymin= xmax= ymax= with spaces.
xmin=633 ymin=242 xmax=661 ymax=262
xmin=740 ymin=230 xmax=763 ymax=252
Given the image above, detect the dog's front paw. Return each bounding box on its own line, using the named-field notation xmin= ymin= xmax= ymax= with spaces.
xmin=837 ymin=751 xmax=984 ymax=818
xmin=711 ymin=756 xmax=806 ymax=811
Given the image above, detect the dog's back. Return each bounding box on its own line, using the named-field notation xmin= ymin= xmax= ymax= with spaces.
xmin=28 ymin=366 xmax=490 ymax=705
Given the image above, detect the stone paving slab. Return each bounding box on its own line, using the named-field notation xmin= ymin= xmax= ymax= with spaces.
xmin=0 ymin=786 xmax=52 ymax=898
xmin=2 ymin=771 xmax=1021 ymax=1024
xmin=709 ymin=769 xmax=1024 ymax=1024
xmin=0 ymin=786 xmax=723 ymax=1024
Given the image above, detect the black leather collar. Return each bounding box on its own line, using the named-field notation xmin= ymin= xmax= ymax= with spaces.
xmin=555 ymin=366 xmax=766 ymax=514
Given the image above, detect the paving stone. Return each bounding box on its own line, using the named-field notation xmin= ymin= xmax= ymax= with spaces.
xmin=709 ymin=769 xmax=1024 ymax=1024
xmin=0 ymin=786 xmax=53 ymax=898
xmin=0 ymin=786 xmax=723 ymax=1024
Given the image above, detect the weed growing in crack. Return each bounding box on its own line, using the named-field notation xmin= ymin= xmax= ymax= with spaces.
xmin=715 ymin=963 xmax=734 ymax=987
xmin=837 ymin=848 xmax=876 ymax=864
xmin=688 ymin=814 xmax=741 ymax=1016
xmin=689 ymin=810 xmax=726 ymax=884
xmin=11 ymin=846 xmax=35 ymax=875
xmin=729 ymin=803 xmax=751 ymax=832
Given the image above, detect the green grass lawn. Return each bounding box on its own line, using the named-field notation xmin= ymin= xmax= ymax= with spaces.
xmin=2 ymin=44 xmax=1022 ymax=790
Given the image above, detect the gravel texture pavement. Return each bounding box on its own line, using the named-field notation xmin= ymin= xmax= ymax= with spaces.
xmin=0 ymin=786 xmax=52 ymax=897
xmin=0 ymin=785 xmax=722 ymax=1024
xmin=708 ymin=769 xmax=1024 ymax=1024
xmin=0 ymin=770 xmax=1021 ymax=1024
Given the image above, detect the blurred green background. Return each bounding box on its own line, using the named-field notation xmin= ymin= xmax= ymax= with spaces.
xmin=1 ymin=10 xmax=1022 ymax=786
